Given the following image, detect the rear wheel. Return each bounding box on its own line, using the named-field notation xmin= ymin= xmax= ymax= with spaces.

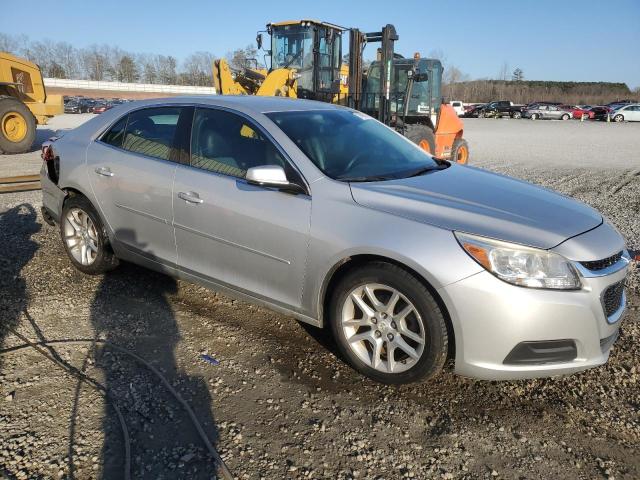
xmin=451 ymin=138 xmax=470 ymax=164
xmin=561 ymin=113 xmax=570 ymax=120
xmin=405 ymin=124 xmax=436 ymax=155
xmin=61 ymin=195 xmax=119 ymax=275
xmin=512 ymin=111 xmax=522 ymax=119
xmin=329 ymin=262 xmax=448 ymax=384
xmin=531 ymin=113 xmax=539 ymax=120
xmin=0 ymin=97 xmax=36 ymax=154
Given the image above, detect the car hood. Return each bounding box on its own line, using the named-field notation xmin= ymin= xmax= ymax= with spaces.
xmin=349 ymin=165 xmax=602 ymax=249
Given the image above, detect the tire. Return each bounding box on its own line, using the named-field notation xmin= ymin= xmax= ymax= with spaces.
xmin=478 ymin=111 xmax=485 ymax=118
xmin=512 ymin=111 xmax=522 ymax=119
xmin=451 ymin=138 xmax=470 ymax=164
xmin=329 ymin=262 xmax=448 ymax=384
xmin=614 ymin=114 xmax=624 ymax=122
xmin=0 ymin=97 xmax=37 ymax=154
xmin=404 ymin=124 xmax=436 ymax=155
xmin=60 ymin=194 xmax=119 ymax=275
xmin=561 ymin=114 xmax=570 ymax=120
xmin=531 ymin=113 xmax=538 ymax=120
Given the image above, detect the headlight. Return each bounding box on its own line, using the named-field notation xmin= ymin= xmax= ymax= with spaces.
xmin=455 ymin=232 xmax=581 ymax=290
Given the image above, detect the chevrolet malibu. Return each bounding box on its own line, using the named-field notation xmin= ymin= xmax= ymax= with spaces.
xmin=40 ymin=96 xmax=630 ymax=384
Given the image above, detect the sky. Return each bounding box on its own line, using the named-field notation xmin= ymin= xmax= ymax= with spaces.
xmin=1 ymin=0 xmax=639 ymax=88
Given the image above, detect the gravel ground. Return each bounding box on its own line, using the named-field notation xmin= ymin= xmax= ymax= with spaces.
xmin=0 ymin=118 xmax=638 ymax=479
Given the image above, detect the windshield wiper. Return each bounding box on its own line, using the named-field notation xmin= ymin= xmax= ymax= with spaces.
xmin=406 ymin=163 xmax=449 ymax=177
xmin=340 ymin=175 xmax=397 ymax=182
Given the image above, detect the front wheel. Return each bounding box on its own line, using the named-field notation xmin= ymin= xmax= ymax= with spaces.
xmin=561 ymin=113 xmax=570 ymax=120
xmin=531 ymin=113 xmax=538 ymax=120
xmin=614 ymin=114 xmax=624 ymax=122
xmin=329 ymin=262 xmax=448 ymax=384
xmin=451 ymin=138 xmax=470 ymax=164
xmin=512 ymin=111 xmax=522 ymax=119
xmin=61 ymin=195 xmax=119 ymax=275
xmin=404 ymin=124 xmax=436 ymax=155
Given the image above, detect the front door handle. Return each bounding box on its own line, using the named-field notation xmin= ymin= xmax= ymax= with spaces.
xmin=178 ymin=191 xmax=204 ymax=204
xmin=95 ymin=167 xmax=114 ymax=177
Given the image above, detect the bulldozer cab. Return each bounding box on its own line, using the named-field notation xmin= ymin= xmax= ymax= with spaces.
xmin=266 ymin=20 xmax=344 ymax=98
xmin=362 ymin=57 xmax=443 ymax=128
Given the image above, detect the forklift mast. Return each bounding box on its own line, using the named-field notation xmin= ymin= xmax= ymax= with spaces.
xmin=347 ymin=24 xmax=398 ymax=124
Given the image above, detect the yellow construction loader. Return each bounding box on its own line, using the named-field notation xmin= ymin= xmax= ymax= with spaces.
xmin=213 ymin=20 xmax=468 ymax=163
xmin=0 ymin=52 xmax=63 ymax=154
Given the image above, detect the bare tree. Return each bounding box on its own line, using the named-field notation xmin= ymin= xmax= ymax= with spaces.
xmin=498 ymin=61 xmax=510 ymax=81
xmin=512 ymin=67 xmax=524 ymax=82
xmin=226 ymin=44 xmax=258 ymax=70
xmin=183 ymin=51 xmax=216 ymax=86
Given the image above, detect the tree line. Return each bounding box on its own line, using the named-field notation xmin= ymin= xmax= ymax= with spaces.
xmin=443 ymin=79 xmax=639 ymax=105
xmin=0 ymin=32 xmax=258 ymax=87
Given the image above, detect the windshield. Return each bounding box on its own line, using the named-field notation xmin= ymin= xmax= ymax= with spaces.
xmin=271 ymin=25 xmax=313 ymax=71
xmin=266 ymin=109 xmax=440 ymax=181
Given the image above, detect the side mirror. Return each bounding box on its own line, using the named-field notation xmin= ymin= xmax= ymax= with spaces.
xmin=256 ymin=33 xmax=263 ymax=50
xmin=245 ymin=165 xmax=305 ymax=193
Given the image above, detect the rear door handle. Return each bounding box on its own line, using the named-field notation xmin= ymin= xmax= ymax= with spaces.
xmin=178 ymin=191 xmax=204 ymax=204
xmin=95 ymin=167 xmax=114 ymax=177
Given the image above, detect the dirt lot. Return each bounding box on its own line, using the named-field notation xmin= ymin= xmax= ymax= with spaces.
xmin=0 ymin=117 xmax=639 ymax=479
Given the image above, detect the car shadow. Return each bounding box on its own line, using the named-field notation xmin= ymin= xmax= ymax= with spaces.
xmin=0 ymin=204 xmax=40 ymax=370
xmin=79 ymin=230 xmax=223 ymax=479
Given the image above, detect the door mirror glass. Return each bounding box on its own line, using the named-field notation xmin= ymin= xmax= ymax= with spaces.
xmin=246 ymin=165 xmax=305 ymax=193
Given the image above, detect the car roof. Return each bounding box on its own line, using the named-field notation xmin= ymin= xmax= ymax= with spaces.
xmin=124 ymin=95 xmax=340 ymax=114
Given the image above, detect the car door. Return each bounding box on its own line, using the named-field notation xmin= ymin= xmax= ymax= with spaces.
xmin=87 ymin=105 xmax=191 ymax=266
xmin=627 ymin=105 xmax=640 ymax=121
xmin=173 ymin=106 xmax=311 ymax=309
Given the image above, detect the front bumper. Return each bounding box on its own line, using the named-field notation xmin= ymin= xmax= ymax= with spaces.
xmin=439 ymin=255 xmax=628 ymax=380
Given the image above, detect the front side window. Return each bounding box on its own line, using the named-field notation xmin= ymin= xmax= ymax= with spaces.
xmin=190 ymin=108 xmax=287 ymax=179
xmin=121 ymin=107 xmax=183 ymax=161
xmin=267 ymin=109 xmax=440 ymax=182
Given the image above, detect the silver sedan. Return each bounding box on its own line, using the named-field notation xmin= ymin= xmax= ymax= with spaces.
xmin=40 ymin=96 xmax=630 ymax=384
xmin=524 ymin=104 xmax=572 ymax=120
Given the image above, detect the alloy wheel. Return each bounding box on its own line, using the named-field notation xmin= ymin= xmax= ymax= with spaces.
xmin=63 ymin=208 xmax=99 ymax=266
xmin=340 ymin=283 xmax=426 ymax=374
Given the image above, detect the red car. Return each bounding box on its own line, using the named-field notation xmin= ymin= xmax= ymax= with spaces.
xmin=560 ymin=105 xmax=594 ymax=120
xmin=93 ymin=102 xmax=113 ymax=114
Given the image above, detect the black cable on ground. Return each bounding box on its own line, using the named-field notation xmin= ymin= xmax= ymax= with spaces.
xmin=1 ymin=328 xmax=234 ymax=480
xmin=3 ymin=327 xmax=132 ymax=480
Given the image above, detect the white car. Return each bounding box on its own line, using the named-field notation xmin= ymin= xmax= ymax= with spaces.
xmin=611 ymin=104 xmax=640 ymax=122
xmin=449 ymin=100 xmax=464 ymax=116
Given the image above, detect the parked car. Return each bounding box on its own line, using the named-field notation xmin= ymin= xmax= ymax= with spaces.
xmin=449 ymin=100 xmax=465 ymax=116
xmin=524 ymin=104 xmax=572 ymax=120
xmin=40 ymin=96 xmax=630 ymax=384
xmin=77 ymin=98 xmax=97 ymax=113
xmin=462 ymin=103 xmax=486 ymax=118
xmin=559 ymin=105 xmax=594 ymax=120
xmin=589 ymin=106 xmax=612 ymax=121
xmin=93 ymin=102 xmax=114 ymax=114
xmin=478 ymin=100 xmax=525 ymax=118
xmin=63 ymin=101 xmax=81 ymax=114
xmin=610 ymin=103 xmax=640 ymax=122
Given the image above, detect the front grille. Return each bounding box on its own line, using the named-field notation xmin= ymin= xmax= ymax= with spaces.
xmin=580 ymin=251 xmax=623 ymax=271
xmin=602 ymin=281 xmax=625 ymax=318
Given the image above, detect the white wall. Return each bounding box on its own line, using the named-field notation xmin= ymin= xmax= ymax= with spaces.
xmin=44 ymin=78 xmax=216 ymax=94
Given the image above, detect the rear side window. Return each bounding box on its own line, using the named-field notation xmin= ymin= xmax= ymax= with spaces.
xmin=101 ymin=115 xmax=127 ymax=148
xmin=122 ymin=107 xmax=183 ymax=161
xmin=190 ymin=108 xmax=287 ymax=179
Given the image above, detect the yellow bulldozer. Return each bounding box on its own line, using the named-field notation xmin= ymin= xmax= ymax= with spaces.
xmin=213 ymin=20 xmax=468 ymax=163
xmin=0 ymin=52 xmax=63 ymax=154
